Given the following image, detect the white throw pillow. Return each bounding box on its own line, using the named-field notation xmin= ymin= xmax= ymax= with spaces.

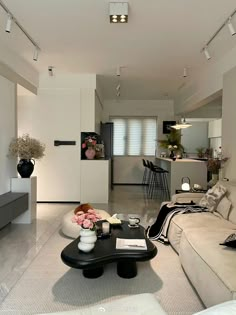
xmin=199 ymin=184 xmax=227 ymax=212
xmin=216 ymin=196 xmax=232 ymax=220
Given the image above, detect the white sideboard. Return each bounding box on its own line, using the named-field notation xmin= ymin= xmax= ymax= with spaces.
xmin=11 ymin=176 xmax=37 ymax=224
xmin=80 ymin=160 xmax=109 ymax=203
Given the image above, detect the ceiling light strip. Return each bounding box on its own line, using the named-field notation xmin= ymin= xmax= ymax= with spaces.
xmin=0 ymin=0 xmax=40 ymax=57
xmin=200 ymin=8 xmax=236 ymax=57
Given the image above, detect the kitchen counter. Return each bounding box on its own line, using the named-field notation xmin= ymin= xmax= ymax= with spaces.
xmin=157 ymin=157 xmax=205 ymax=163
xmin=155 ymin=157 xmax=207 ymax=196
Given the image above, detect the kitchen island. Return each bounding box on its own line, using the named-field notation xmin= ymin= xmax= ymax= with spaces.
xmin=155 ymin=157 xmax=207 ymax=196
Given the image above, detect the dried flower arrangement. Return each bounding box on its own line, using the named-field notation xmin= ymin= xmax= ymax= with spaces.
xmin=207 ymin=157 xmax=229 ymax=174
xmin=8 ymin=134 xmax=45 ymax=160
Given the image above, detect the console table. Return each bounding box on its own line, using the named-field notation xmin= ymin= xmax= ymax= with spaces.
xmin=11 ymin=177 xmax=37 ymax=224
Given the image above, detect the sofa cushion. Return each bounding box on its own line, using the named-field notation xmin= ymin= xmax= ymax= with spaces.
xmin=199 ymin=184 xmax=227 ymax=212
xmin=217 ymin=180 xmax=236 ymax=225
xmin=168 ymin=212 xmax=236 ymax=253
xmin=216 ymin=196 xmax=232 ymax=220
xmin=220 ymin=232 xmax=236 ymax=248
xmin=194 ymin=300 xmax=236 ymax=315
xmin=179 ymin=228 xmax=236 ymax=307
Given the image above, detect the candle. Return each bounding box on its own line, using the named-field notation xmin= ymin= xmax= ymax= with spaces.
xmin=102 ymin=222 xmax=110 ymax=234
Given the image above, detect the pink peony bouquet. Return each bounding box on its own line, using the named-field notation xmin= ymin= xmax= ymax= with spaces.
xmin=81 ymin=136 xmax=97 ymax=149
xmin=72 ymin=209 xmax=101 ymax=230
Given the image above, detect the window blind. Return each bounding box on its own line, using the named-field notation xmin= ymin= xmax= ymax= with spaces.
xmin=111 ymin=117 xmax=157 ymax=156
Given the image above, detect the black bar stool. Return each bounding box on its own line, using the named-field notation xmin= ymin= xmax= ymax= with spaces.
xmin=142 ymin=159 xmax=148 ymax=185
xmin=148 ymin=161 xmax=170 ymax=200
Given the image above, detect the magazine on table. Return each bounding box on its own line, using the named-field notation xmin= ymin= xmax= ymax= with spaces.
xmin=116 ymin=238 xmax=147 ymax=250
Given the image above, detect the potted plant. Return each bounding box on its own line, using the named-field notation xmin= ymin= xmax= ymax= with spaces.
xmin=158 ymin=129 xmax=184 ymax=158
xmin=8 ymin=134 xmax=45 ymax=178
xmin=207 ymin=156 xmax=229 ymax=187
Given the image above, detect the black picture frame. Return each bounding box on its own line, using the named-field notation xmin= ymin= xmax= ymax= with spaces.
xmin=163 ymin=121 xmax=176 ymax=134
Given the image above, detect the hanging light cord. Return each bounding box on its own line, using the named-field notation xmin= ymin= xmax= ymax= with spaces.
xmin=0 ymin=0 xmax=40 ymax=52
xmin=201 ymin=8 xmax=236 ymax=52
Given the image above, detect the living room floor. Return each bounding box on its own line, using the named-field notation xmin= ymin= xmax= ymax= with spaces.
xmin=0 ymin=185 xmax=204 ymax=314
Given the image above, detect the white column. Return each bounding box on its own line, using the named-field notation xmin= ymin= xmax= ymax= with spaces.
xmin=11 ymin=176 xmax=37 ymax=223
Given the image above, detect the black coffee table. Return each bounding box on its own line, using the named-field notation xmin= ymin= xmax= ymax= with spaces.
xmin=61 ymin=221 xmax=157 ymax=279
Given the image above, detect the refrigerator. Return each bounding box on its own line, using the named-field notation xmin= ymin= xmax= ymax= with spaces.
xmin=100 ymin=122 xmax=114 ymax=189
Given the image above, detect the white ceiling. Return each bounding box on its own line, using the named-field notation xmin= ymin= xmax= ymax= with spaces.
xmin=1 ymin=0 xmax=236 ymax=100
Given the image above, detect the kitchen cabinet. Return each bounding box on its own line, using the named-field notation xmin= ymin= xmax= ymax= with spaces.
xmin=208 ymin=119 xmax=222 ymax=138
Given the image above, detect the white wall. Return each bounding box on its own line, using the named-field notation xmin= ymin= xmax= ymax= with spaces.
xmin=18 ymin=73 xmax=96 ymax=201
xmin=181 ymin=122 xmax=209 ymax=155
xmin=95 ymin=92 xmax=103 ymax=134
xmin=0 ymin=75 xmax=17 ymax=194
xmin=103 ymin=99 xmax=175 ymax=184
xmin=222 ymin=66 xmax=236 ymax=180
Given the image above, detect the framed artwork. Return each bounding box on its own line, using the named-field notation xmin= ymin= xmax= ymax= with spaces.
xmin=163 ymin=121 xmax=176 ymax=134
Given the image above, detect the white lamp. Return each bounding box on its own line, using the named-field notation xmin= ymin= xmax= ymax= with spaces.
xmin=181 ymin=177 xmax=191 ymax=191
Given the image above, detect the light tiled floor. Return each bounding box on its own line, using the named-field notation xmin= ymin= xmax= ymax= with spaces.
xmin=0 ymin=185 xmax=161 ymax=301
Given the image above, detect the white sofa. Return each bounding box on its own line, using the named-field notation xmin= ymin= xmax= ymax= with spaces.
xmin=35 ymin=294 xmax=236 ymax=315
xmin=168 ymin=180 xmax=236 ymax=307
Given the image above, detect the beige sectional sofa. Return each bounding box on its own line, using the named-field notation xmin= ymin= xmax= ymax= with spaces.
xmin=168 ymin=180 xmax=236 ymax=307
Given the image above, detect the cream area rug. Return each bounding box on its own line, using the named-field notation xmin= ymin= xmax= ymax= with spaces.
xmin=0 ymin=228 xmax=204 ymax=315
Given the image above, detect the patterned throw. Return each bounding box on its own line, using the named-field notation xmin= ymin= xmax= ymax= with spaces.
xmin=146 ymin=202 xmax=208 ymax=243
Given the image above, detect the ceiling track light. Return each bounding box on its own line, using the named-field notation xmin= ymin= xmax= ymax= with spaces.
xmin=227 ymin=17 xmax=236 ymax=36
xmin=183 ymin=67 xmax=187 ymax=78
xmin=203 ymin=47 xmax=211 ymax=60
xmin=33 ymin=46 xmax=39 ymax=61
xmin=48 ymin=66 xmax=54 ymax=76
xmin=109 ymin=2 xmax=128 ymax=23
xmin=0 ymin=0 xmax=40 ymax=61
xmin=201 ymin=8 xmax=236 ymax=60
xmin=5 ymin=13 xmax=13 ymax=33
xmin=116 ymin=66 xmax=121 ymax=76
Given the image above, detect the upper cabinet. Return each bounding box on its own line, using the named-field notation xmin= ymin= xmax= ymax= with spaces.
xmin=80 ymin=89 xmax=96 ymax=132
xmin=80 ymin=89 xmax=103 ymax=133
xmin=208 ymin=119 xmax=222 ymax=138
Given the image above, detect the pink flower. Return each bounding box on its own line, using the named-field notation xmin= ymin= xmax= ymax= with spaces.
xmin=83 ymin=219 xmax=94 ymax=229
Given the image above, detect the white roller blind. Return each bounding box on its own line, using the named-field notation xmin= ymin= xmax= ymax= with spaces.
xmin=111 ymin=117 xmax=157 ymax=156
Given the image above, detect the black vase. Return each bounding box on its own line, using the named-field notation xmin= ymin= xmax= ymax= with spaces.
xmin=169 ymin=150 xmax=175 ymax=159
xmin=17 ymin=159 xmax=35 ymax=178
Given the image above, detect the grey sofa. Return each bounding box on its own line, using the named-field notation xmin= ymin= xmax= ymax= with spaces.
xmin=168 ymin=181 xmax=236 ymax=307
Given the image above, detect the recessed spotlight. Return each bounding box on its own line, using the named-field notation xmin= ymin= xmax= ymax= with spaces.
xmin=109 ymin=2 xmax=128 ymax=23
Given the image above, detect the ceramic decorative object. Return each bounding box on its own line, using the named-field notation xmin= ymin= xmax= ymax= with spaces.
xmin=169 ymin=150 xmax=174 ymax=159
xmin=85 ymin=147 xmax=96 ymax=160
xmin=78 ymin=228 xmax=97 ymax=253
xmin=17 ymin=159 xmax=35 ymax=178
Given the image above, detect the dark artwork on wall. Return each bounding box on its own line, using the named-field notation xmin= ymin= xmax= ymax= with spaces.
xmin=163 ymin=121 xmax=176 ymax=134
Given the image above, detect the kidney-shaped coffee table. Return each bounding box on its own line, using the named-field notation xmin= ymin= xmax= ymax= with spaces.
xmin=61 ymin=221 xmax=157 ymax=279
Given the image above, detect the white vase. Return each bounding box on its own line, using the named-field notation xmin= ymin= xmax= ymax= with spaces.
xmin=78 ymin=228 xmax=97 ymax=253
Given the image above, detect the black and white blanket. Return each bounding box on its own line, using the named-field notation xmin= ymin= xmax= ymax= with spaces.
xmin=146 ymin=202 xmax=208 ymax=244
